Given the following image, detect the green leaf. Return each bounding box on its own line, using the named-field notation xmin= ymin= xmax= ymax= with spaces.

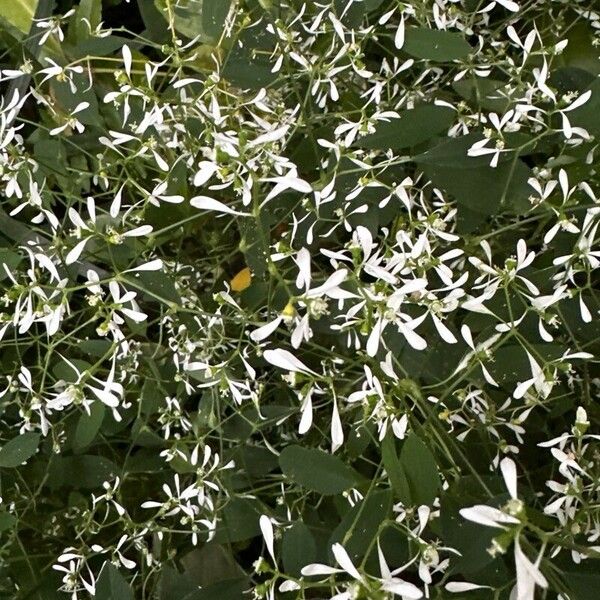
xmin=72 ymin=0 xmax=102 ymax=42
xmin=282 ymin=522 xmax=317 ymax=576
xmin=346 ymin=423 xmax=373 ymax=459
xmin=0 ymin=0 xmax=37 ymax=34
xmin=0 ymin=511 xmax=16 ymax=532
xmin=399 ymin=434 xmax=440 ymax=506
xmin=183 ymin=579 xmax=248 ymax=600
xmin=381 ymin=433 xmax=410 ymax=504
xmin=238 ymin=216 xmax=269 ymax=279
xmin=128 ymin=270 xmax=181 ymax=305
xmin=79 ymin=339 xmax=112 ymax=357
xmin=47 ymin=455 xmax=119 ymax=489
xmin=570 ymin=79 xmax=600 ymax=136
xmin=34 ymin=138 xmax=68 ymax=177
xmin=364 ymin=0 xmax=386 ymax=12
xmin=193 ymin=0 xmax=232 ymax=41
xmin=0 ymin=248 xmax=23 ymax=279
xmin=561 ymin=22 xmax=600 ymax=76
xmin=158 ymin=566 xmax=197 ymax=599
xmin=74 ymin=403 xmax=105 ymax=451
xmin=52 ymin=358 xmax=91 ymax=383
xmin=452 ymin=78 xmax=510 ymax=112
xmin=181 ymin=543 xmax=246 ymax=588
xmin=489 ymin=344 xmax=564 ymax=388
xmin=213 ymin=498 xmax=261 ymax=543
xmin=138 ymin=0 xmax=168 ymax=41
xmin=131 ymin=419 xmax=165 ymax=448
xmin=441 ymin=489 xmax=496 ymax=574
xmin=329 ymin=490 xmax=392 ymax=564
xmin=403 ymin=27 xmax=471 ymax=62
xmin=440 ymin=477 xmax=511 ymax=582
xmin=155 ymin=0 xmax=232 ymax=43
xmin=124 ymin=448 xmax=166 ymax=473
xmin=96 ymin=562 xmax=134 ymax=600
xmin=50 ymin=76 xmax=101 ymax=127
xmin=414 ymin=134 xmax=501 ymax=168
xmin=141 ymin=378 xmax=163 ymax=416
xmin=422 ymin=158 xmax=531 ymax=215
xmin=231 ymin=445 xmax=278 ymax=478
xmin=222 ymin=24 xmax=278 ymax=89
xmin=0 ymin=432 xmax=40 ymax=468
xmin=279 ymin=445 xmax=359 ymax=495
xmin=74 ymin=34 xmax=133 ymax=57
xmin=559 ymin=561 xmax=600 ymax=600
xmin=354 ymin=105 xmax=454 ymax=150
xmin=415 ymin=136 xmax=532 ymax=231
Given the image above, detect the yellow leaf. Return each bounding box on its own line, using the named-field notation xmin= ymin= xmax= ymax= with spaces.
xmin=230 ymin=267 xmax=252 ymax=292
xmin=0 ymin=0 xmax=38 ymax=34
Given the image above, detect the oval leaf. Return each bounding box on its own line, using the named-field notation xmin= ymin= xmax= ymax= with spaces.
xmin=279 ymin=445 xmax=359 ymax=495
xmin=0 ymin=432 xmax=40 ymax=468
xmin=283 ymin=521 xmax=317 ymax=576
xmin=355 ymin=105 xmax=454 ymax=150
xmin=74 ymin=403 xmax=106 ymax=451
xmin=399 ymin=434 xmax=440 ymax=506
xmin=96 ymin=562 xmax=134 ymax=600
xmin=403 ymin=27 xmax=471 ymax=62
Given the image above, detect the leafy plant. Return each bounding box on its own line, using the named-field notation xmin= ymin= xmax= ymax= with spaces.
xmin=0 ymin=0 xmax=599 ymax=598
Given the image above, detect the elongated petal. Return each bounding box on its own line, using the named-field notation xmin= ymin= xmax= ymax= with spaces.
xmin=445 ymin=582 xmax=492 ymax=592
xmin=295 ymin=247 xmax=311 ymax=290
xmin=500 ymin=457 xmax=518 ymax=499
xmin=394 ymin=13 xmax=405 ymax=49
xmin=563 ymin=89 xmax=592 ymax=112
xmin=88 ymin=385 xmax=120 ymax=408
xmin=259 ymin=515 xmax=276 ymax=564
xmin=65 ymin=238 xmax=89 ymax=265
xmin=381 ymin=579 xmax=423 ymax=598
xmin=263 ymin=349 xmax=317 ymax=375
xmin=377 ymin=542 xmax=391 ymax=579
xmin=398 ymin=322 xmax=427 ymax=350
xmin=331 ymin=398 xmax=344 ymax=453
xmin=514 ymin=538 xmax=548 ymax=600
xmin=250 ymin=317 xmax=283 ymax=343
xmin=366 ymin=318 xmax=384 ymax=357
xmin=124 ymin=259 xmax=164 ymax=273
xmin=459 ymin=505 xmax=519 ymax=528
xmin=332 ymin=543 xmax=362 ymax=581
xmin=460 ymin=324 xmax=475 ymax=349
xmin=298 ymin=391 xmax=313 ymax=434
xmin=305 ymin=269 xmax=348 ymax=298
xmin=190 ymin=196 xmax=250 ymax=217
xmin=122 ymin=45 xmax=132 ymax=77
xmin=247 ymin=125 xmax=289 ymax=148
xmin=123 ymin=225 xmax=153 ymax=237
xmin=120 ymin=307 xmax=148 ymax=322
xmin=193 ymin=161 xmax=218 ymax=187
xmin=496 ymin=0 xmax=520 ymax=11
xmin=301 ymin=563 xmax=342 ymax=576
xmin=432 ymin=314 xmax=457 ymax=344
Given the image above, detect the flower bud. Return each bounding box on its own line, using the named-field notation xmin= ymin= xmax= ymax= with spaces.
xmin=573 ymin=406 xmax=589 ymax=436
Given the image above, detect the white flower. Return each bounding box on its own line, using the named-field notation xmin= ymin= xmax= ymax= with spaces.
xmin=454 ymin=325 xmax=500 ymax=387
xmin=49 ymin=102 xmax=89 ymax=136
xmin=263 ymin=348 xmax=318 ymax=375
xmin=302 ymin=542 xmax=423 ymax=598
xmin=260 ymin=169 xmax=312 ymax=207
xmin=460 ymin=458 xmax=548 ymax=600
xmin=558 ymin=90 xmax=592 ymax=140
